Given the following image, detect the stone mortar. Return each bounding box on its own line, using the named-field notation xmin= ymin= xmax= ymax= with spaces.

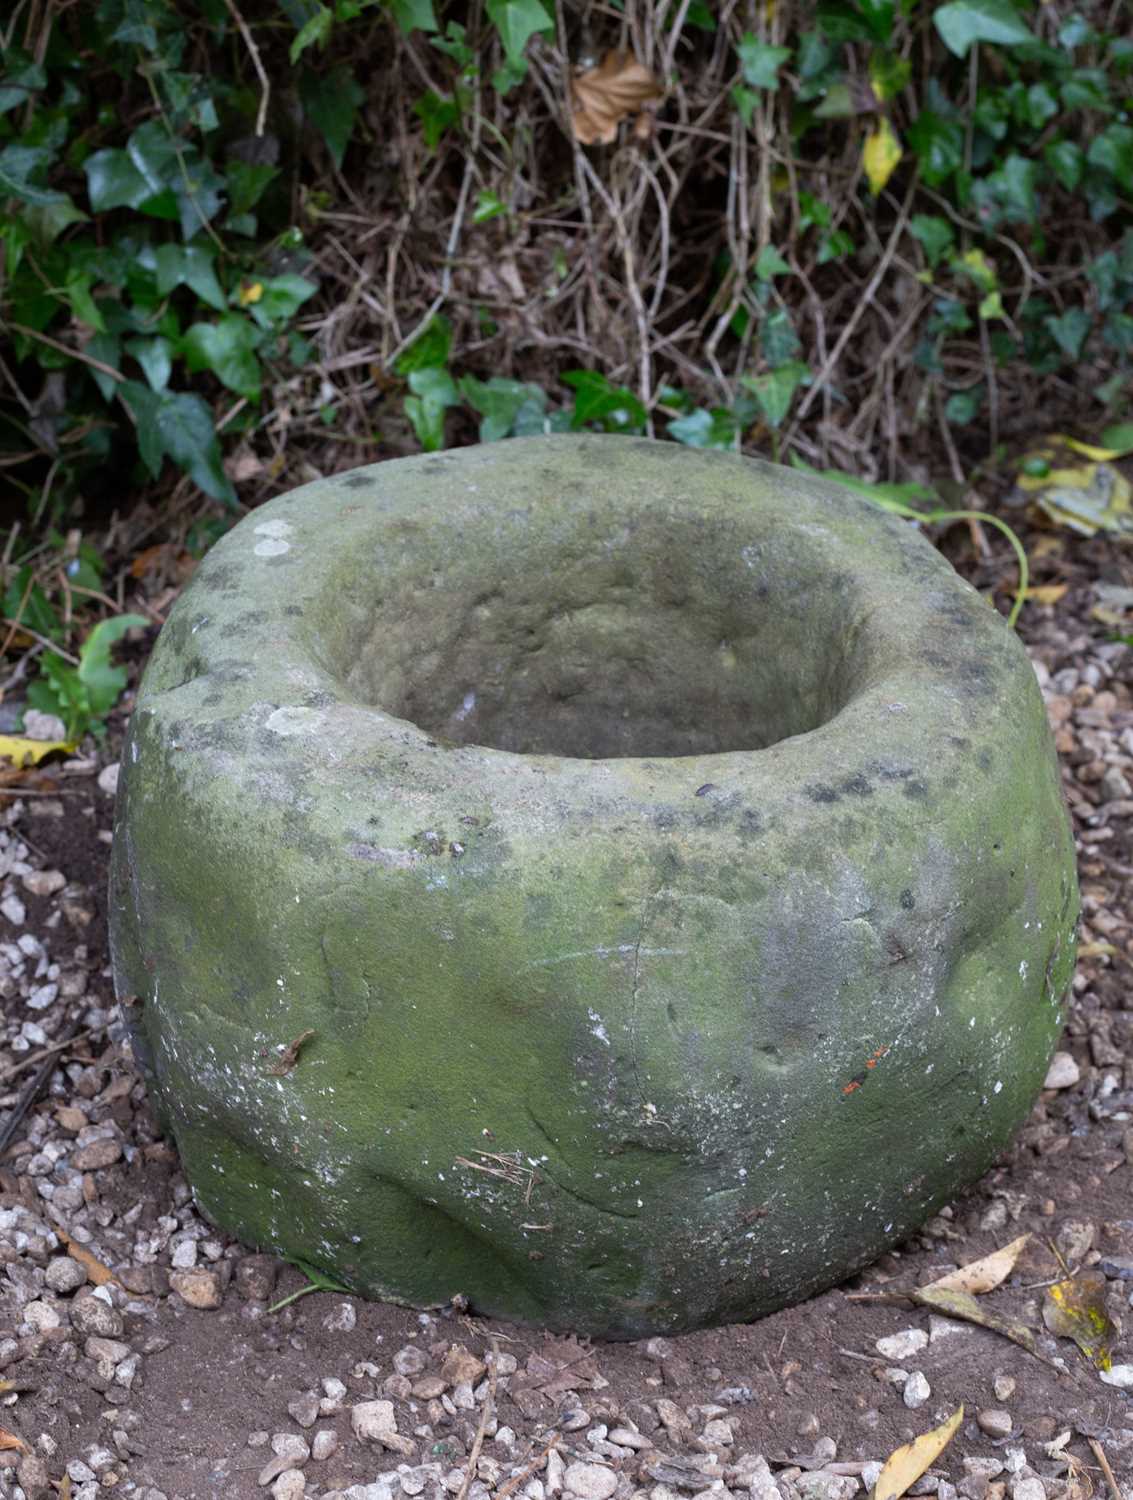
xmin=110 ymin=435 xmax=1078 ymax=1337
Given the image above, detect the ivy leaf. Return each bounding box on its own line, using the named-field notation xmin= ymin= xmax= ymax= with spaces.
xmin=182 ymin=315 xmax=263 ymax=399
xmin=933 ymin=0 xmax=1034 ymax=58
xmin=906 ymin=112 xmax=963 ymax=185
xmin=945 ymin=385 xmax=984 ymax=425
xmin=290 ymin=3 xmax=333 ymax=63
xmin=388 ymin=0 xmax=438 ymax=33
xmin=1088 ymin=124 xmax=1133 ymax=193
xmin=405 ymin=366 xmax=459 ymax=452
xmin=910 ymin=214 xmax=954 ymax=268
xmin=120 ymin=383 xmax=236 ymax=505
xmin=1045 ymin=308 xmax=1092 ymax=361
xmin=754 ymin=244 xmax=791 ymax=280
xmin=395 ymin=315 xmax=452 ymax=375
xmin=863 ymin=117 xmax=902 ymax=196
xmin=1044 ymin=140 xmax=1084 ymax=193
xmin=561 ymin=370 xmax=646 ymax=432
xmin=153 ymin=244 xmax=227 ymax=310
xmin=246 ymin=274 xmax=319 ymax=330
xmin=485 ymin=0 xmax=553 ymax=71
xmin=83 ymin=148 xmax=151 ymax=212
xmin=0 ymin=51 xmax=47 ymax=114
xmin=740 ymin=361 xmax=809 ymax=428
xmin=300 ymin=65 xmax=365 ymax=169
xmin=155 ymin=391 xmax=237 ymax=504
xmin=458 ymin=375 xmax=545 ymax=441
xmin=78 ymin=616 xmax=150 ymax=720
xmin=668 ymin=407 xmax=740 ymax=449
xmin=126 ymin=336 xmax=173 ymax=392
xmin=737 ymin=36 xmax=791 ymax=90
xmin=413 ymin=90 xmax=459 ymax=151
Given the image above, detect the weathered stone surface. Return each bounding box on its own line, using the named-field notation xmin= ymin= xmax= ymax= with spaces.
xmin=110 ymin=435 xmax=1078 ymax=1337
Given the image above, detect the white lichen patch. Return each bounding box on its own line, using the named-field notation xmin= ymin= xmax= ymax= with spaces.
xmin=253 ymin=517 xmax=295 ymax=556
xmin=265 ymin=706 xmax=325 ymax=736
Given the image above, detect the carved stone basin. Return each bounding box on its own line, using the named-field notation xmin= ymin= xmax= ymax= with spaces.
xmin=110 ymin=435 xmax=1077 ymax=1336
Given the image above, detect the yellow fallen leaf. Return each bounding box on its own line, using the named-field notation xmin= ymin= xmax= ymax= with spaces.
xmin=1014 ymin=584 xmax=1068 ymax=606
xmin=1043 ymin=1271 xmax=1114 ymax=1371
xmin=925 ymin=1233 xmax=1030 ymax=1295
xmin=863 ymin=117 xmax=901 ymax=196
xmin=875 ymin=1407 xmax=963 ymax=1500
xmin=1014 ymin=436 xmax=1133 ymax=536
xmin=0 ymin=1426 xmax=28 ymax=1453
xmin=239 ymin=280 xmax=264 ymax=305
xmin=1061 ymin=434 xmax=1133 ymax=461
xmin=570 ymin=51 xmax=664 ymax=146
xmin=1077 ymin=941 xmax=1117 ymax=959
xmin=0 ymin=734 xmax=76 ymax=768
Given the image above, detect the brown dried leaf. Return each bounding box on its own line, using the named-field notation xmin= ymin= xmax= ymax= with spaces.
xmin=570 ymin=51 xmax=663 ymax=146
xmin=874 ymin=1406 xmax=962 ymax=1500
xmin=924 ymin=1233 xmax=1030 ymax=1295
xmin=55 ymin=1225 xmax=116 ymax=1286
xmin=0 ymin=1426 xmax=29 ymax=1453
xmin=266 ymin=1029 xmax=316 ymax=1076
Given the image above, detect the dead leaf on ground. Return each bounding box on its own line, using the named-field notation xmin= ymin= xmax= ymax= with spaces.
xmin=924 ymin=1233 xmax=1030 ymax=1295
xmin=1014 ymin=583 xmax=1069 ymax=606
xmin=1043 ymin=1270 xmax=1115 ymax=1372
xmin=1014 ymin=435 xmax=1133 ymax=537
xmin=266 ymin=1029 xmax=316 ymax=1076
xmin=570 ymin=51 xmax=664 ymax=146
xmin=911 ymin=1285 xmax=1059 ymax=1368
xmin=55 ymin=1225 xmax=116 ymax=1286
xmin=0 ymin=1426 xmax=29 ymax=1453
xmin=0 ymin=734 xmax=77 ymax=769
xmin=874 ymin=1405 xmax=963 ymax=1500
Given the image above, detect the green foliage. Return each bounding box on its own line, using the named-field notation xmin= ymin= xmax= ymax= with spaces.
xmin=27 ymin=615 xmax=150 ymax=740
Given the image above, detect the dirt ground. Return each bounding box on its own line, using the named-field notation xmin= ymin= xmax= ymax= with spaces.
xmin=0 ymin=531 xmax=1131 ymax=1500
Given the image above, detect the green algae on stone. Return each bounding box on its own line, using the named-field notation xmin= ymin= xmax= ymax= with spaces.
xmin=110 ymin=435 xmax=1078 ymax=1337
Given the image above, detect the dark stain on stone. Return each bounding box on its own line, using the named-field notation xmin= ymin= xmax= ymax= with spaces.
xmin=236 ymin=610 xmax=269 ymax=629
xmin=805 ymin=783 xmax=839 ymax=804
xmin=977 ymin=748 xmax=994 ymax=771
xmin=422 ymin=460 xmax=447 ymax=475
xmin=902 ymin=779 xmax=929 ymax=799
xmin=343 ymin=473 xmax=376 ymax=489
xmin=198 ymin=561 xmax=240 ymax=593
xmin=839 ymin=773 xmax=873 ymax=797
xmin=900 ymin=889 xmax=915 ymax=910
xmin=652 ymin=808 xmax=678 ymax=831
xmin=695 ymin=784 xmax=717 ymax=797
xmin=948 ymin=735 xmax=971 ymax=750
xmin=737 ymin=809 xmax=764 ymax=840
xmin=284 ymin=604 xmax=304 ymax=617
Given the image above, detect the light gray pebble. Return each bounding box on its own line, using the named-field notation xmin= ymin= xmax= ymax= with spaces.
xmin=794 ymin=1476 xmax=859 ymax=1500
xmin=564 ymin=1463 xmax=618 ymax=1500
xmin=1008 ymin=1482 xmax=1044 ymax=1500
xmin=288 ymin=1393 xmax=320 ymax=1428
xmin=976 ymin=1410 xmax=1014 ymax=1439
xmin=394 ymin=1345 xmax=428 ymax=1376
xmin=248 ymin=1432 xmax=270 ymax=1447
xmin=71 ymin=1296 xmax=123 ymax=1338
xmin=46 ymin=1254 xmax=85 ymax=1302
xmin=875 ymin=1329 xmax=928 ymax=1361
xmin=312 ymin=1429 xmax=338 ymax=1461
xmin=273 ymin=1472 xmax=306 ymax=1500
xmin=903 ymin=1372 xmax=931 ymax=1409
xmin=271 ymin=1433 xmax=310 ymax=1461
xmin=323 ymin=1300 xmax=357 ymax=1332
